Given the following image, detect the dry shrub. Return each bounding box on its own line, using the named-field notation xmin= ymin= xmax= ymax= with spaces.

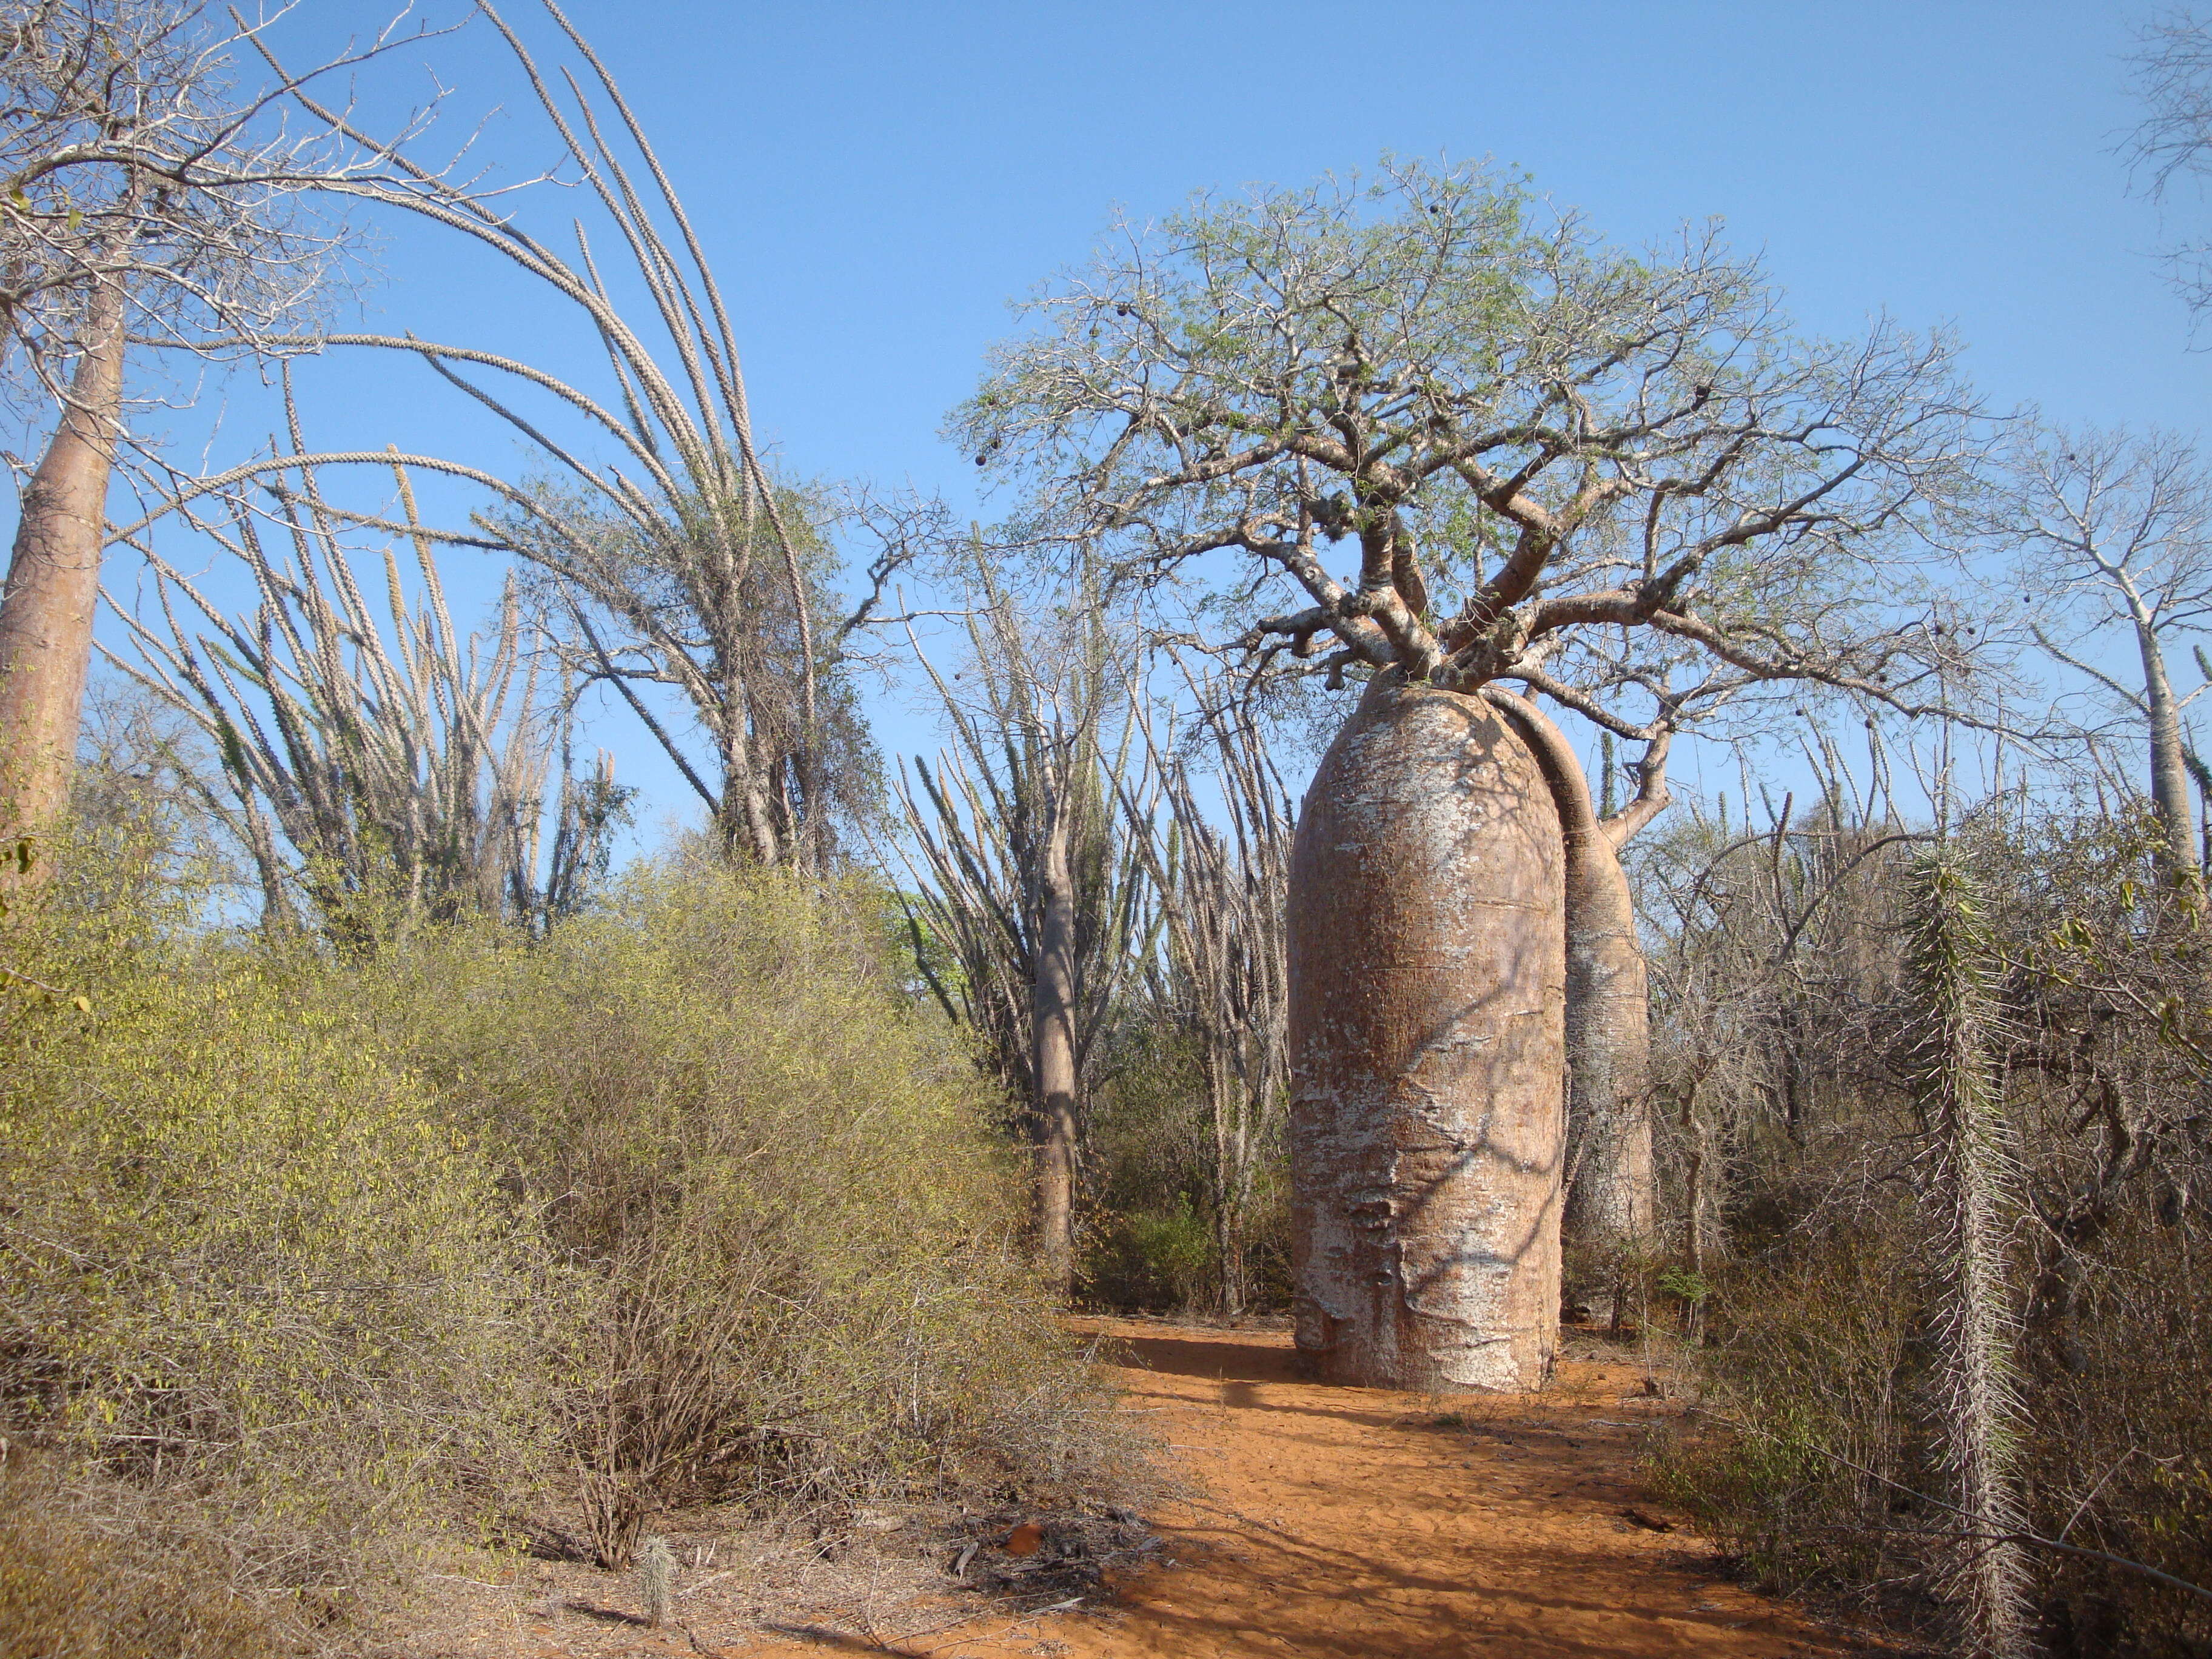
xmin=2025 ymin=1204 xmax=2212 ymax=1655
xmin=1647 ymin=1214 xmax=1937 ymax=1622
xmin=361 ymin=855 xmax=1144 ymax=1567
xmin=0 ymin=1455 xmax=288 ymax=1659
xmin=1644 ymin=806 xmax=2212 ymax=1655
xmin=0 ymin=828 xmax=546 ymax=1615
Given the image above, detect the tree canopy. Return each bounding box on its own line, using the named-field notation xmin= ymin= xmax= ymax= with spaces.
xmin=958 ymin=158 xmax=1990 ymax=743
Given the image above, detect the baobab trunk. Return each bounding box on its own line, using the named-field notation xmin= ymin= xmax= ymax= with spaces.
xmin=1483 ymin=691 xmax=1658 ymax=1259
xmin=1031 ymin=802 xmax=1080 ymax=1296
xmin=0 ymin=279 xmax=129 ymax=865
xmin=1287 ymin=677 xmax=1566 ymax=1391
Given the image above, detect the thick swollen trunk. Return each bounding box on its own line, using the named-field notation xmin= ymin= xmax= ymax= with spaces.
xmin=0 ymin=281 xmax=129 ymax=856
xmin=2137 ymin=621 xmax=2200 ymax=888
xmin=1287 ymin=679 xmax=1566 ymax=1391
xmin=1032 ymin=806 xmax=1080 ymax=1297
xmin=1483 ymin=692 xmax=1657 ymax=1256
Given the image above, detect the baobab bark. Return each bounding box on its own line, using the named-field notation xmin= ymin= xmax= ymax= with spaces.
xmin=1287 ymin=676 xmax=1566 ymax=1391
xmin=1031 ymin=798 xmax=1081 ymax=1296
xmin=1483 ymin=690 xmax=1661 ymax=1259
xmin=0 ymin=278 xmax=129 ymax=865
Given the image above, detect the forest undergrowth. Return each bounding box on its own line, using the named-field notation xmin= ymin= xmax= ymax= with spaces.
xmin=0 ymin=799 xmax=1148 ymax=1655
xmin=1635 ymin=803 xmax=2212 ymax=1658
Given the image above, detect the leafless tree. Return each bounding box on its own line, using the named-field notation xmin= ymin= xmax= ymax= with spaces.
xmin=960 ymin=157 xmax=1989 ymax=1386
xmin=2129 ymin=10 xmax=2212 ymax=320
xmin=0 ymin=0 xmax=424 ymax=879
xmin=2002 ymin=423 xmax=2212 ymax=890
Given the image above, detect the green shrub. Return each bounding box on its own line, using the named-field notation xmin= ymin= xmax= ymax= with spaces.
xmin=1079 ymin=1205 xmax=1215 ymax=1312
xmin=352 ymin=856 xmax=1139 ymax=1565
xmin=0 ymin=901 xmax=545 ymax=1590
xmin=2 ymin=831 xmax=1141 ymax=1626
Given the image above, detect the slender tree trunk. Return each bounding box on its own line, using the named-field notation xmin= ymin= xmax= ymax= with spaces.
xmin=1287 ymin=676 xmax=1566 ymax=1391
xmin=1484 ymin=691 xmax=1658 ymax=1266
xmin=0 ymin=278 xmax=129 ymax=866
xmin=1032 ymin=799 xmax=1080 ymax=1297
xmin=2134 ymin=617 xmax=2200 ymax=890
xmin=1212 ymin=1078 xmax=1245 ymax=1319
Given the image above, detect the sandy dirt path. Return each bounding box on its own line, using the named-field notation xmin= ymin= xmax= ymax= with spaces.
xmin=426 ymin=1319 xmax=1883 ymax=1659
xmin=734 ymin=1318 xmax=1879 ymax=1659
xmin=893 ymin=1316 xmax=1874 ymax=1659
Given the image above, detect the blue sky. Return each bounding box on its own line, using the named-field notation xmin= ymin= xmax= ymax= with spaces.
xmin=93 ymin=0 xmax=2212 ymax=839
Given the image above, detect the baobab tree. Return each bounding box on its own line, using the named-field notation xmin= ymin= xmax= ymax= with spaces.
xmin=0 ymin=0 xmax=406 ymax=884
xmin=960 ymin=159 xmax=1986 ymax=1387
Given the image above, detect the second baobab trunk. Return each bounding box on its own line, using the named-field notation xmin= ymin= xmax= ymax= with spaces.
xmin=1484 ymin=691 xmax=1663 ymax=1268
xmin=1287 ymin=678 xmax=1567 ymax=1391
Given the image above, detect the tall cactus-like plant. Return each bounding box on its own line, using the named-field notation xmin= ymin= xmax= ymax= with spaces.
xmin=1904 ymin=849 xmax=2032 ymax=1659
xmin=1120 ymin=672 xmax=1293 ymax=1317
xmin=109 ymin=447 xmax=626 ymax=942
xmin=891 ymin=560 xmax=1155 ymax=1295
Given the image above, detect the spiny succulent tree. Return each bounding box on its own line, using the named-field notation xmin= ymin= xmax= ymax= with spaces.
xmin=892 ymin=558 xmax=1155 ymax=1295
xmin=959 ymin=156 xmax=1989 ymax=1386
xmin=1905 ymin=848 xmax=2032 ymax=1659
xmin=1121 ymin=667 xmax=1293 ymax=1318
xmin=152 ymin=0 xmax=906 ymax=869
xmin=109 ymin=449 xmax=628 ymax=945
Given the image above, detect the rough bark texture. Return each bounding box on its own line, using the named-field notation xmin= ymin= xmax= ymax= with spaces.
xmin=1483 ymin=691 xmax=1657 ymax=1254
xmin=0 ymin=281 xmax=128 ymax=854
xmin=1032 ymin=805 xmax=1080 ymax=1296
xmin=1288 ymin=679 xmax=1566 ymax=1391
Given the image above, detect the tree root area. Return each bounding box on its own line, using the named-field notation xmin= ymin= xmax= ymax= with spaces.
xmin=399 ymin=1318 xmax=1895 ymax=1659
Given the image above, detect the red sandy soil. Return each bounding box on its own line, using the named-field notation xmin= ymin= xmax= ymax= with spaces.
xmin=406 ymin=1318 xmax=1888 ymax=1659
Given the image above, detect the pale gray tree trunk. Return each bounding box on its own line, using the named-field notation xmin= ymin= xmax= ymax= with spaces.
xmin=1031 ymin=800 xmax=1081 ymax=1296
xmin=1484 ymin=691 xmax=1662 ymax=1266
xmin=0 ymin=278 xmax=127 ymax=867
xmin=2134 ymin=612 xmax=2200 ymax=887
xmin=1288 ymin=678 xmax=1566 ymax=1391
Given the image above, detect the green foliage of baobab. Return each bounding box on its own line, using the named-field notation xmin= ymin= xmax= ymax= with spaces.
xmin=957 ymin=156 xmax=1984 ymax=730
